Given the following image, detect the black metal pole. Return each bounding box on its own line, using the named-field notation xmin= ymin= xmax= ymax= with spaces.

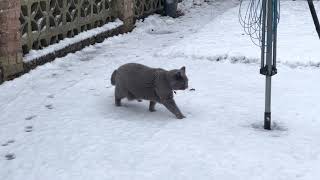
xmin=307 ymin=0 xmax=320 ymax=39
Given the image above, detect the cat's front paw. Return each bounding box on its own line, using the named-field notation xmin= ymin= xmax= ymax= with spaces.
xmin=176 ymin=114 xmax=186 ymax=119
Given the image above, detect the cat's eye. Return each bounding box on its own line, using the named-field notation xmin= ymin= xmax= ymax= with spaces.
xmin=175 ymin=72 xmax=183 ymax=80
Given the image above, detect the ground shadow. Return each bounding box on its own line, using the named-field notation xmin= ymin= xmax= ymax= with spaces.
xmin=250 ymin=121 xmax=289 ymax=137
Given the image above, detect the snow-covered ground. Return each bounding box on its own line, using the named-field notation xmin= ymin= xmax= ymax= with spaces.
xmin=159 ymin=1 xmax=320 ymax=67
xmin=1 ymin=0 xmax=320 ymax=180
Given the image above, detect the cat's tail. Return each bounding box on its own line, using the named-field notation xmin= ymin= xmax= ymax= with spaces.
xmin=111 ymin=70 xmax=117 ymax=85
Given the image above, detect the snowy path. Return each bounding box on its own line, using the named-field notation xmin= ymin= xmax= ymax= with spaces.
xmin=1 ymin=1 xmax=320 ymax=180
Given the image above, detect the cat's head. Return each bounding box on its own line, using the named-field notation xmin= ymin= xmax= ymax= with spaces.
xmin=167 ymin=66 xmax=189 ymax=90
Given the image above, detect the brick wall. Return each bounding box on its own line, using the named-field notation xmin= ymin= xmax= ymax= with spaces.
xmin=0 ymin=0 xmax=24 ymax=82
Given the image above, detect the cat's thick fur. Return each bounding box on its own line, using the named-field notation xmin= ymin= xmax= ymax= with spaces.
xmin=111 ymin=63 xmax=188 ymax=119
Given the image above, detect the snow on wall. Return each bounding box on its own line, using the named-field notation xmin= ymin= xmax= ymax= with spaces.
xmin=23 ymin=19 xmax=123 ymax=63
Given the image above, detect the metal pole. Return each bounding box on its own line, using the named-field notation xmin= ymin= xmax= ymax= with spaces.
xmin=307 ymin=0 xmax=320 ymax=39
xmin=273 ymin=0 xmax=278 ymax=68
xmin=260 ymin=0 xmax=267 ymax=69
xmin=264 ymin=0 xmax=274 ymax=130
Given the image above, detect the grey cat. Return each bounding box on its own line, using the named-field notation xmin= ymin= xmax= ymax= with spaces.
xmin=111 ymin=63 xmax=188 ymax=119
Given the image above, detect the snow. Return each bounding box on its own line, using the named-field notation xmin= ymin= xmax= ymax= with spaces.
xmin=23 ymin=19 xmax=123 ymax=62
xmin=158 ymin=1 xmax=320 ymax=67
xmin=1 ymin=0 xmax=320 ymax=180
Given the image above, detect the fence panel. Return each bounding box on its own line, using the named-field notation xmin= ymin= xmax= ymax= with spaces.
xmin=20 ymin=0 xmax=117 ymax=54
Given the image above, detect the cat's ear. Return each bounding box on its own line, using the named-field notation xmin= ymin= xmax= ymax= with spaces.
xmin=180 ymin=66 xmax=186 ymax=72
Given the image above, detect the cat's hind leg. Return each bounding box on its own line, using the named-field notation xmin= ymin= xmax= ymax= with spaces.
xmin=115 ymin=86 xmax=125 ymax=106
xmin=115 ymin=97 xmax=122 ymax=107
xmin=149 ymin=101 xmax=156 ymax=112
